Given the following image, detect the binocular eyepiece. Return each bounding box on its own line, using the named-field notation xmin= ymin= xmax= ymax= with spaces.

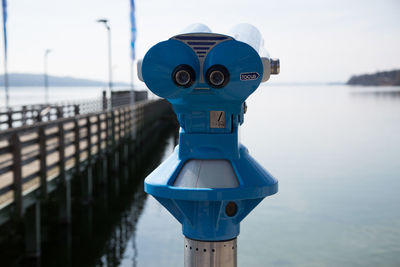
xmin=205 ymin=65 xmax=230 ymax=89
xmin=173 ymin=64 xmax=230 ymax=89
xmin=172 ymin=64 xmax=196 ymax=88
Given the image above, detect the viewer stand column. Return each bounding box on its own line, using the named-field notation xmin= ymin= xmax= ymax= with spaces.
xmin=185 ymin=238 xmax=237 ymax=267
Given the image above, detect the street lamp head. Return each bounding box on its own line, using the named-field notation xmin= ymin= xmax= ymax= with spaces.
xmin=96 ymin=18 xmax=107 ymax=23
xmin=96 ymin=18 xmax=110 ymax=30
xmin=44 ymin=49 xmax=52 ymax=56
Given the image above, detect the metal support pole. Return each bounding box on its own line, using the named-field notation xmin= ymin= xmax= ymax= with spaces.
xmin=107 ymin=26 xmax=112 ymax=97
xmin=58 ymin=122 xmax=71 ymax=223
xmin=44 ymin=49 xmax=52 ymax=104
xmin=3 ymin=56 xmax=9 ymax=108
xmin=24 ymin=201 xmax=41 ymax=258
xmin=96 ymin=19 xmax=112 ymax=101
xmin=184 ymin=237 xmax=237 ymax=267
xmin=58 ymin=179 xmax=71 ymax=224
xmin=81 ymin=165 xmax=93 ymax=204
xmin=130 ymin=59 xmax=134 ymax=91
xmin=130 ymin=60 xmax=135 ymax=107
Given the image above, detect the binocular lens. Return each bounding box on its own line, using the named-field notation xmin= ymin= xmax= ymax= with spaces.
xmin=209 ymin=70 xmax=225 ymax=86
xmin=206 ymin=65 xmax=229 ymax=89
xmin=175 ymin=70 xmax=191 ymax=86
xmin=172 ymin=64 xmax=196 ymax=88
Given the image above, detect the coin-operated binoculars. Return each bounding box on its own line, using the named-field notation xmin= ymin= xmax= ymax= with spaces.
xmin=139 ymin=23 xmax=279 ymax=267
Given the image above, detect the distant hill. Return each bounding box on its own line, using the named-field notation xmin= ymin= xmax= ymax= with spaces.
xmin=0 ymin=73 xmax=129 ymax=87
xmin=347 ymin=70 xmax=400 ymax=86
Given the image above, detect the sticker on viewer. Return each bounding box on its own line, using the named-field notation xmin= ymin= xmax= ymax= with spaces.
xmin=240 ymin=72 xmax=260 ymax=81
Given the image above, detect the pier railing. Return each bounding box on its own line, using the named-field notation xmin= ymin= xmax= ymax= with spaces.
xmin=0 ymin=103 xmax=81 ymax=130
xmin=0 ymin=99 xmax=172 ymax=225
xmin=0 ymin=89 xmax=149 ymax=130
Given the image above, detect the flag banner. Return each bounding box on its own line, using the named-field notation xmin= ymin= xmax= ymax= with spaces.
xmin=1 ymin=0 xmax=7 ymax=59
xmin=130 ymin=0 xmax=136 ymax=61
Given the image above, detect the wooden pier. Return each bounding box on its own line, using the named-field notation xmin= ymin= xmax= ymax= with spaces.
xmin=0 ymin=98 xmax=175 ymax=259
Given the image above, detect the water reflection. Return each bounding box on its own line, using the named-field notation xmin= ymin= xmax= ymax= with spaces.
xmin=350 ymin=88 xmax=400 ymax=100
xmin=39 ymin=123 xmax=177 ymax=267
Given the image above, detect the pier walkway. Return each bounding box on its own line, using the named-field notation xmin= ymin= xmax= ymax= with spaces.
xmin=0 ymin=97 xmax=175 ymax=258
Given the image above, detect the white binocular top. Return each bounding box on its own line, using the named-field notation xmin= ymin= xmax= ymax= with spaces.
xmin=138 ymin=23 xmax=279 ymax=92
xmin=180 ymin=23 xmax=270 ymax=58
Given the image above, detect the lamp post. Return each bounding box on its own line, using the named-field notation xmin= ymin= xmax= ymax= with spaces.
xmin=44 ymin=49 xmax=52 ymax=104
xmin=96 ymin=18 xmax=113 ymax=100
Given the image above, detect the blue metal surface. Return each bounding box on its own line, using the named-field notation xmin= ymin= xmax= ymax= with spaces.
xmin=142 ymin=25 xmax=278 ymax=241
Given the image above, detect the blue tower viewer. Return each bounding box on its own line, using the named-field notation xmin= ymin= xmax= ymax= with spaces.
xmin=139 ymin=23 xmax=280 ymax=267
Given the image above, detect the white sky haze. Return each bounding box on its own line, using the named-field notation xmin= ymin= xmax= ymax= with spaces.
xmin=2 ymin=0 xmax=400 ymax=83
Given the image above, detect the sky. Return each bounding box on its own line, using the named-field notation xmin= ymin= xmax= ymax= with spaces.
xmin=2 ymin=0 xmax=400 ymax=84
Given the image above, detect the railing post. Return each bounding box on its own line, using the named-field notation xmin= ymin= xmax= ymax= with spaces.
xmin=124 ymin=108 xmax=128 ymax=137
xmin=119 ymin=109 xmax=123 ymax=141
xmin=11 ymin=132 xmax=23 ymax=218
xmin=74 ymin=104 xmax=80 ymax=116
xmin=127 ymin=106 xmax=135 ymax=156
xmin=105 ymin=111 xmax=109 ymax=149
xmin=47 ymin=107 xmax=51 ymax=121
xmin=96 ymin=114 xmax=106 ymax=184
xmin=101 ymin=112 xmax=109 ymax=181
xmin=97 ymin=114 xmax=102 ymax=155
xmin=130 ymin=105 xmax=136 ymax=147
xmin=111 ymin=110 xmax=116 ymax=149
xmin=102 ymin=90 xmax=108 ymax=111
xmin=57 ymin=106 xmax=63 ymax=119
xmin=87 ymin=117 xmax=92 ymax=162
xmin=111 ymin=110 xmax=119 ymax=171
xmin=7 ymin=110 xmax=13 ymax=129
xmin=36 ymin=110 xmax=42 ymax=123
xmin=81 ymin=116 xmax=93 ymax=204
xmin=74 ymin=119 xmax=80 ymax=175
xmin=58 ymin=121 xmax=71 ymax=223
xmin=22 ymin=106 xmax=27 ymax=126
xmin=58 ymin=122 xmax=65 ymax=180
xmin=38 ymin=126 xmax=47 ymax=199
xmin=122 ymin=108 xmax=129 ymax=163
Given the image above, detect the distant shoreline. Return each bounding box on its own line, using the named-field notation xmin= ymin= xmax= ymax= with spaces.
xmin=347 ymin=70 xmax=400 ymax=86
xmin=0 ymin=73 xmax=129 ymax=87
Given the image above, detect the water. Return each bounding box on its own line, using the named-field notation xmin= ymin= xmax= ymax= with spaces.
xmin=3 ymin=87 xmax=106 ymax=106
xmin=1 ymin=86 xmax=153 ymax=107
xmin=129 ymin=85 xmax=400 ymax=267
xmin=2 ymin=84 xmax=400 ymax=266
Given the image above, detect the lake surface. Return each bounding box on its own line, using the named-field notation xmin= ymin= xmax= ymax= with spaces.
xmin=2 ymin=86 xmax=153 ymax=107
xmin=130 ymin=85 xmax=400 ymax=267
xmin=3 ymin=84 xmax=400 ymax=266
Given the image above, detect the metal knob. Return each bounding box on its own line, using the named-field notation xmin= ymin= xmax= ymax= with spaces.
xmin=270 ymin=58 xmax=280 ymax=75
